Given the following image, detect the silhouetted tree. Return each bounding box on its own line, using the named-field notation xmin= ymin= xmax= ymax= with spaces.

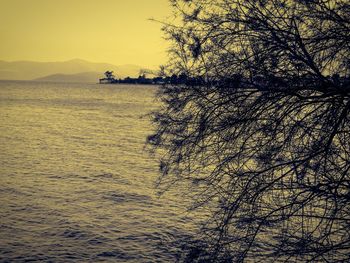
xmin=104 ymin=70 xmax=115 ymax=80
xmin=149 ymin=0 xmax=350 ymax=262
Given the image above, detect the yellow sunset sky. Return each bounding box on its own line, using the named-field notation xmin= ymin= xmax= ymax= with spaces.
xmin=0 ymin=0 xmax=172 ymax=68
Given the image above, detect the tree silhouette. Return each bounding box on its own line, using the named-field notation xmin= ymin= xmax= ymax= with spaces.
xmin=148 ymin=0 xmax=350 ymax=262
xmin=104 ymin=70 xmax=115 ymax=80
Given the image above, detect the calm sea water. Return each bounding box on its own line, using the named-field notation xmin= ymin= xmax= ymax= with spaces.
xmin=0 ymin=81 xmax=199 ymax=262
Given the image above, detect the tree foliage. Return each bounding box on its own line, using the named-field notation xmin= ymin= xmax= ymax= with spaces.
xmin=148 ymin=0 xmax=350 ymax=262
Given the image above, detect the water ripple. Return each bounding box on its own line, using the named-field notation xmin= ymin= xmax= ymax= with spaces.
xmin=0 ymin=81 xmax=203 ymax=262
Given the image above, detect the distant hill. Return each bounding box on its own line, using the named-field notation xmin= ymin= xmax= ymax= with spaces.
xmin=33 ymin=71 xmax=102 ymax=83
xmin=0 ymin=59 xmax=147 ymax=82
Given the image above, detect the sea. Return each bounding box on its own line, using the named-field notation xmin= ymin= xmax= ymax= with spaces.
xmin=0 ymin=81 xmax=201 ymax=262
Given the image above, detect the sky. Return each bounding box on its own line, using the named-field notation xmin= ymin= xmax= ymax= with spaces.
xmin=0 ymin=0 xmax=172 ymax=68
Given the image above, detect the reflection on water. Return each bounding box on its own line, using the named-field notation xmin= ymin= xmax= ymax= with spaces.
xmin=0 ymin=81 xmax=198 ymax=262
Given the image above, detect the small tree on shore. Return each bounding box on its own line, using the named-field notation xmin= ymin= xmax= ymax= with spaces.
xmin=104 ymin=70 xmax=115 ymax=80
xmin=148 ymin=0 xmax=350 ymax=262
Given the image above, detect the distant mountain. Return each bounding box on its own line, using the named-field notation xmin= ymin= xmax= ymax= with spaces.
xmin=33 ymin=71 xmax=102 ymax=83
xmin=0 ymin=59 xmax=147 ymax=81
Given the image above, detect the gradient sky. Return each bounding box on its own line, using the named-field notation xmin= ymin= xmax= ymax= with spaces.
xmin=0 ymin=0 xmax=172 ymax=68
